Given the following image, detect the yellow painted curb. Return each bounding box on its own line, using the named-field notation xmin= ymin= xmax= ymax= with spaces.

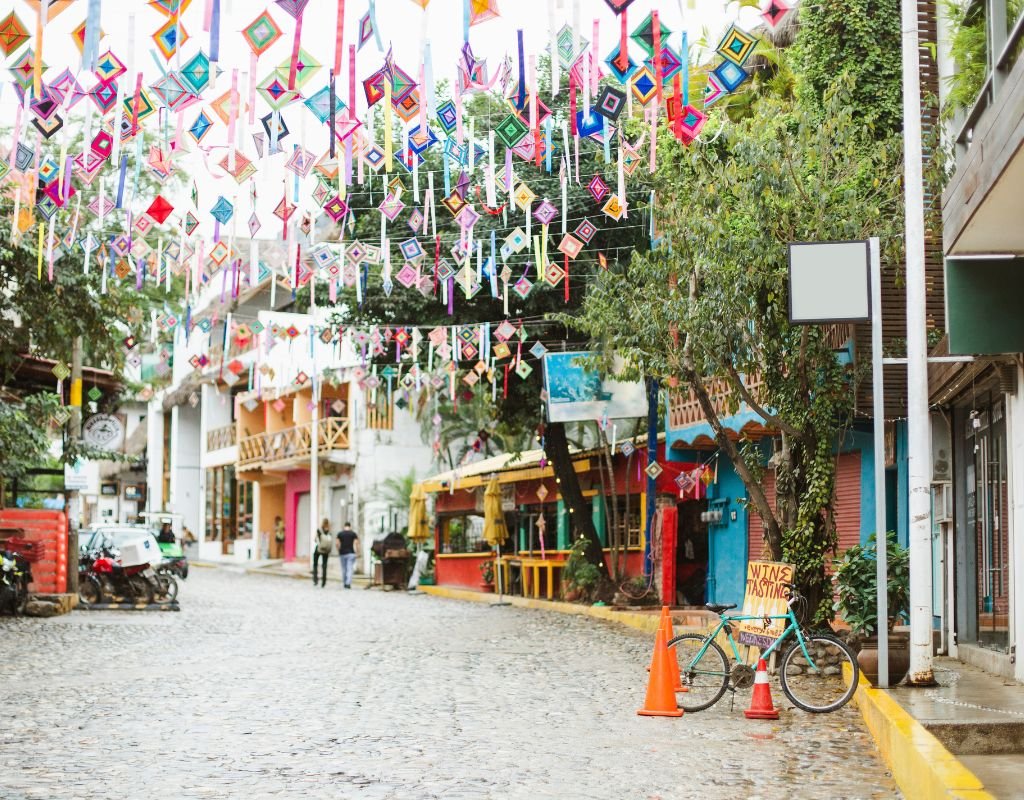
xmin=848 ymin=665 xmax=995 ymax=800
xmin=418 ymin=585 xmax=678 ymax=635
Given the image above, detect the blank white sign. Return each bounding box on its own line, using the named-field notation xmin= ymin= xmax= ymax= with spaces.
xmin=788 ymin=241 xmax=870 ymax=323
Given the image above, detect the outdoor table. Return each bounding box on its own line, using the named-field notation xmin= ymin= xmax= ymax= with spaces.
xmin=499 ymin=555 xmax=566 ymax=600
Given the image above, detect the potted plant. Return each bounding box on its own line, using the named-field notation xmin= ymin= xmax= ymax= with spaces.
xmin=561 ymin=539 xmax=601 ymax=603
xmin=834 ymin=531 xmax=911 ymax=684
xmin=479 ymin=559 xmax=495 ymax=593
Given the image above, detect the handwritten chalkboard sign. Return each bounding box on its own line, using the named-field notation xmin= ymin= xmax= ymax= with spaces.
xmin=736 ymin=561 xmax=796 ymax=649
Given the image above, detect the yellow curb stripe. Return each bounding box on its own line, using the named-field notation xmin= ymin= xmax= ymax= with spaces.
xmin=848 ymin=666 xmax=996 ymax=800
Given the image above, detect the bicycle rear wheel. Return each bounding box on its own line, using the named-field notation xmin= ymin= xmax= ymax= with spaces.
xmin=667 ymin=634 xmax=730 ymax=712
xmin=778 ymin=633 xmax=859 ymax=713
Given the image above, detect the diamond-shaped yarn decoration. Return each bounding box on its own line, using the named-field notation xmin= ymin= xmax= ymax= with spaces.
xmin=180 ymin=50 xmax=212 ymax=94
xmin=604 ymin=43 xmax=638 ymax=84
xmin=52 ymin=362 xmax=71 ymax=381
xmin=713 ymin=60 xmax=748 ymax=93
xmin=620 ymin=441 xmax=636 ymax=457
xmin=515 ymin=360 xmax=533 ymax=379
xmin=671 ymin=105 xmax=708 ymax=145
xmin=513 ymin=276 xmax=533 ymax=298
xmin=152 ymin=17 xmax=189 ymax=60
xmin=533 ymin=199 xmax=558 ymax=226
xmin=645 ymin=461 xmax=664 ymax=480
xmin=630 ymin=66 xmax=658 ymax=105
xmin=87 ymin=386 xmax=102 ymax=402
xmin=243 ymin=10 xmax=283 ymax=56
xmin=631 ymin=11 xmax=671 ymax=57
xmin=435 ymin=99 xmax=458 ymax=134
xmin=704 ymin=72 xmax=727 ymax=108
xmin=761 ymin=0 xmax=792 ymax=30
xmin=645 ymin=44 xmax=683 ymax=85
xmin=0 ymin=11 xmax=30 ymax=56
xmin=716 ymin=24 xmax=757 ymax=67
xmin=587 ymin=174 xmax=610 ymax=204
xmin=594 ymin=86 xmax=626 ymax=122
xmin=494 ymin=113 xmax=529 ymax=148
xmin=93 ymin=49 xmax=127 ymax=83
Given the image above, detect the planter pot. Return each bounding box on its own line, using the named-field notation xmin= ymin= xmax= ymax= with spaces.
xmin=480 ymin=582 xmax=495 ymax=593
xmin=563 ymin=588 xmax=582 ymax=602
xmin=856 ymin=632 xmax=910 ymax=685
xmin=418 ymin=574 xmax=435 ymax=586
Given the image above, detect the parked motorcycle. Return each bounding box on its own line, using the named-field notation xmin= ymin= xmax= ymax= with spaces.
xmin=0 ymin=546 xmax=32 ymax=615
xmin=79 ymin=544 xmax=177 ymax=605
xmin=157 ymin=540 xmax=189 ymax=580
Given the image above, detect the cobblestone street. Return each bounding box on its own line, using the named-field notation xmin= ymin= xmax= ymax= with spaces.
xmin=1 ymin=569 xmax=899 ymax=799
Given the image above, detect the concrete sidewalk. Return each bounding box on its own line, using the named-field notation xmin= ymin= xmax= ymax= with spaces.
xmin=884 ymin=659 xmax=1024 ymax=798
xmin=193 ymin=557 xmax=371 ymax=587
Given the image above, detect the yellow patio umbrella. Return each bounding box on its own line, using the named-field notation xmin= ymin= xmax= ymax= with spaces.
xmin=407 ymin=483 xmax=430 ymax=543
xmin=483 ymin=476 xmax=511 ymax=600
xmin=483 ymin=476 xmax=508 ymax=547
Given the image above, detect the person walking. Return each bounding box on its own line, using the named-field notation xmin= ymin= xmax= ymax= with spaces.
xmin=273 ymin=516 xmax=286 ymax=559
xmin=336 ymin=522 xmax=359 ymax=589
xmin=313 ymin=518 xmax=333 ymax=587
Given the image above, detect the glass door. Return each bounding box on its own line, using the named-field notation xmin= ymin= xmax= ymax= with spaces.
xmin=974 ymin=402 xmax=1010 ymax=650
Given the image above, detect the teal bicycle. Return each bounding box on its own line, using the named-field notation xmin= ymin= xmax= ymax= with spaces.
xmin=667 ymin=583 xmax=860 ymax=713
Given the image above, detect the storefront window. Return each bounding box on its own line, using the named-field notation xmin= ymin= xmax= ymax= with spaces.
xmin=610 ymin=496 xmax=643 ymax=549
xmin=518 ymin=507 xmax=557 ymax=554
xmin=205 ymin=466 xmax=249 ymax=553
xmin=441 ymin=514 xmax=487 ymax=553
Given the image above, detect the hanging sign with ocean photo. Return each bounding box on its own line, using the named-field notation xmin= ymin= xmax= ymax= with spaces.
xmin=542 ymin=352 xmax=647 ymax=424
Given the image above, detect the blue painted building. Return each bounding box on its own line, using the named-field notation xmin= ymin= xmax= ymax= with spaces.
xmin=663 ymin=394 xmax=909 ymax=607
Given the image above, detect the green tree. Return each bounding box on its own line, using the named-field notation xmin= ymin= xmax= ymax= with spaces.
xmin=792 ymin=0 xmax=904 ymax=136
xmin=318 ymin=83 xmax=650 ymax=576
xmin=574 ymin=82 xmax=904 ymax=619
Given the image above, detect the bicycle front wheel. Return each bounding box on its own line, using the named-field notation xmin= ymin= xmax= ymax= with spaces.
xmin=778 ymin=633 xmax=859 ymax=713
xmin=667 ymin=633 xmax=730 ymax=712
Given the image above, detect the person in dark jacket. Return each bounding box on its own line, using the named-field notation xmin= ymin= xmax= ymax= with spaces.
xmin=335 ymin=523 xmax=359 ymax=589
xmin=313 ymin=519 xmax=333 ymax=587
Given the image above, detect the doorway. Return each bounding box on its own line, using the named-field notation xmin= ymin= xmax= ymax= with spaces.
xmin=295 ymin=492 xmax=311 ymax=560
xmin=973 ymin=401 xmax=1010 ymax=650
xmin=676 ymin=500 xmax=709 ymax=605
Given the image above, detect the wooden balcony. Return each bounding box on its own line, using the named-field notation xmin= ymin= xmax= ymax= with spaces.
xmin=237 ymin=418 xmax=350 ymax=470
xmin=206 ymin=424 xmax=237 ymax=452
xmin=669 ymin=374 xmax=766 ymax=431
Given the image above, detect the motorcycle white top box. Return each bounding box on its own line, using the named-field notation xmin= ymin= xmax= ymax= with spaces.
xmin=117 ymin=536 xmax=159 ymax=568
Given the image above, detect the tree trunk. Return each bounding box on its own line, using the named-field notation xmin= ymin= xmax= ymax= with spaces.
xmin=546 ymin=421 xmax=608 ymax=576
xmin=682 ymin=367 xmax=783 ymax=560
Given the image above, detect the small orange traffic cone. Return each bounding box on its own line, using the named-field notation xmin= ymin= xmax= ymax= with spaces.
xmin=744 ymin=658 xmax=779 ymax=720
xmin=662 ymin=616 xmax=686 ymax=692
xmin=648 ymin=606 xmax=672 ymax=671
xmin=638 ymin=621 xmax=684 ymax=717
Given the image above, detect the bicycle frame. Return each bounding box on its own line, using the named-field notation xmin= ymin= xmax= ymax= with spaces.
xmin=684 ymin=604 xmax=819 ymax=674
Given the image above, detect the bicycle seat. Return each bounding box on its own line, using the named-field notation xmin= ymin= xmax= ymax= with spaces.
xmin=705 ymin=603 xmax=737 ymax=614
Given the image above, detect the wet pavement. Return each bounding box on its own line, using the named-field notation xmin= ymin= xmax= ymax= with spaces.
xmin=0 ymin=568 xmax=899 ymax=799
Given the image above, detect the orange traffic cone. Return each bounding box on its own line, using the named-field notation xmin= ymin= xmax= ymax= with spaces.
xmin=744 ymin=658 xmax=779 ymax=720
xmin=638 ymin=621 xmax=684 ymax=717
xmin=648 ymin=607 xmax=673 ymax=671
xmin=662 ymin=616 xmax=686 ymax=692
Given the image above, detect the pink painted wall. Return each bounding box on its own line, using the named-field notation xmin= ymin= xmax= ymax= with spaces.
xmin=284 ymin=470 xmax=310 ymax=561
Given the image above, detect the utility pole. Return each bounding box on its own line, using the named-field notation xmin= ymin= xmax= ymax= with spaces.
xmin=309 ymin=270 xmax=320 ymax=570
xmin=66 ymin=336 xmax=83 ymax=598
xmin=900 ymin=0 xmax=936 ymax=685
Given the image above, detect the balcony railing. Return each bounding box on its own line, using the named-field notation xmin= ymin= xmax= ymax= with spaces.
xmin=952 ymin=0 xmax=1024 ymax=158
xmin=206 ymin=424 xmax=237 ymax=452
xmin=669 ymin=374 xmax=765 ymax=431
xmin=238 ymin=417 xmax=350 ymax=470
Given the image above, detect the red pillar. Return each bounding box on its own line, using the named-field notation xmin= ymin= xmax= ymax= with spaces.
xmin=660 ymin=504 xmax=678 ymax=607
